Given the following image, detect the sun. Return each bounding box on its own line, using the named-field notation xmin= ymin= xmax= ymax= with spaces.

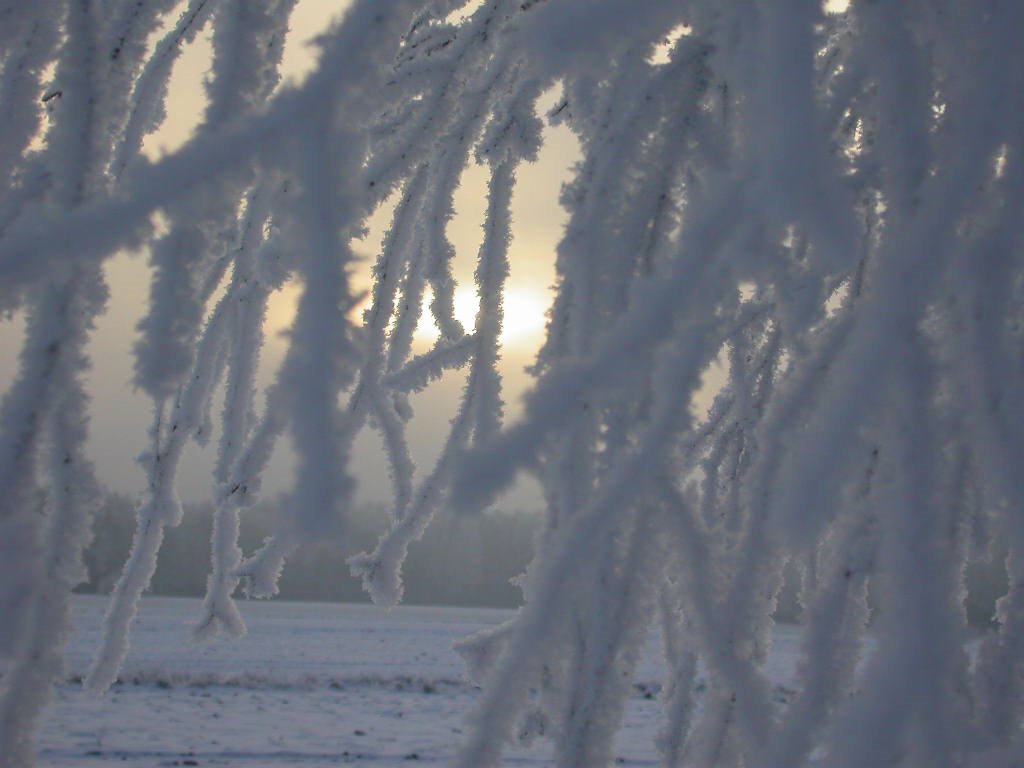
xmin=417 ymin=285 xmax=548 ymax=347
xmin=264 ymin=281 xmax=550 ymax=350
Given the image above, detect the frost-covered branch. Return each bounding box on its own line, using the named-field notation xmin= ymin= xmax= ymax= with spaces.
xmin=1 ymin=1 xmax=1022 ymax=766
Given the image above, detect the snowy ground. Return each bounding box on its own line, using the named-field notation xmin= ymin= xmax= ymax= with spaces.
xmin=37 ymin=595 xmax=804 ymax=766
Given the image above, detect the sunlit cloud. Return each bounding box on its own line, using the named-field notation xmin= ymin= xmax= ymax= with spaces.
xmin=415 ymin=286 xmax=549 ymax=347
xmin=263 ymin=280 xmax=550 ymax=352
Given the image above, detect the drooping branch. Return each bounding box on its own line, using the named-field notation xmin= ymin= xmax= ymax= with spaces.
xmin=0 ymin=2 xmax=1022 ymax=767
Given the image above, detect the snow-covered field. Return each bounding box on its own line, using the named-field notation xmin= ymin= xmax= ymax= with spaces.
xmin=37 ymin=595 xmax=803 ymax=766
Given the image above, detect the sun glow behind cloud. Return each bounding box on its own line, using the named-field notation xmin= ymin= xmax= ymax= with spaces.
xmin=262 ymin=281 xmax=551 ymax=354
xmin=415 ymin=286 xmax=549 ymax=347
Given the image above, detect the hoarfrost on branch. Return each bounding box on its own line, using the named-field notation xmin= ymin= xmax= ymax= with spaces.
xmin=0 ymin=1 xmax=1021 ymax=766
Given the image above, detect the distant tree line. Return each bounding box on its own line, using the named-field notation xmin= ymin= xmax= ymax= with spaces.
xmin=78 ymin=492 xmax=1008 ymax=625
xmin=78 ymin=492 xmax=540 ymax=608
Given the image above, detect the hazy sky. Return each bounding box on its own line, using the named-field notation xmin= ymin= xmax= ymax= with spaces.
xmin=0 ymin=1 xmax=580 ymax=512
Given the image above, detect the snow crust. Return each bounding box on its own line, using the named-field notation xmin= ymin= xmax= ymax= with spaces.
xmin=37 ymin=596 xmax=804 ymax=767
